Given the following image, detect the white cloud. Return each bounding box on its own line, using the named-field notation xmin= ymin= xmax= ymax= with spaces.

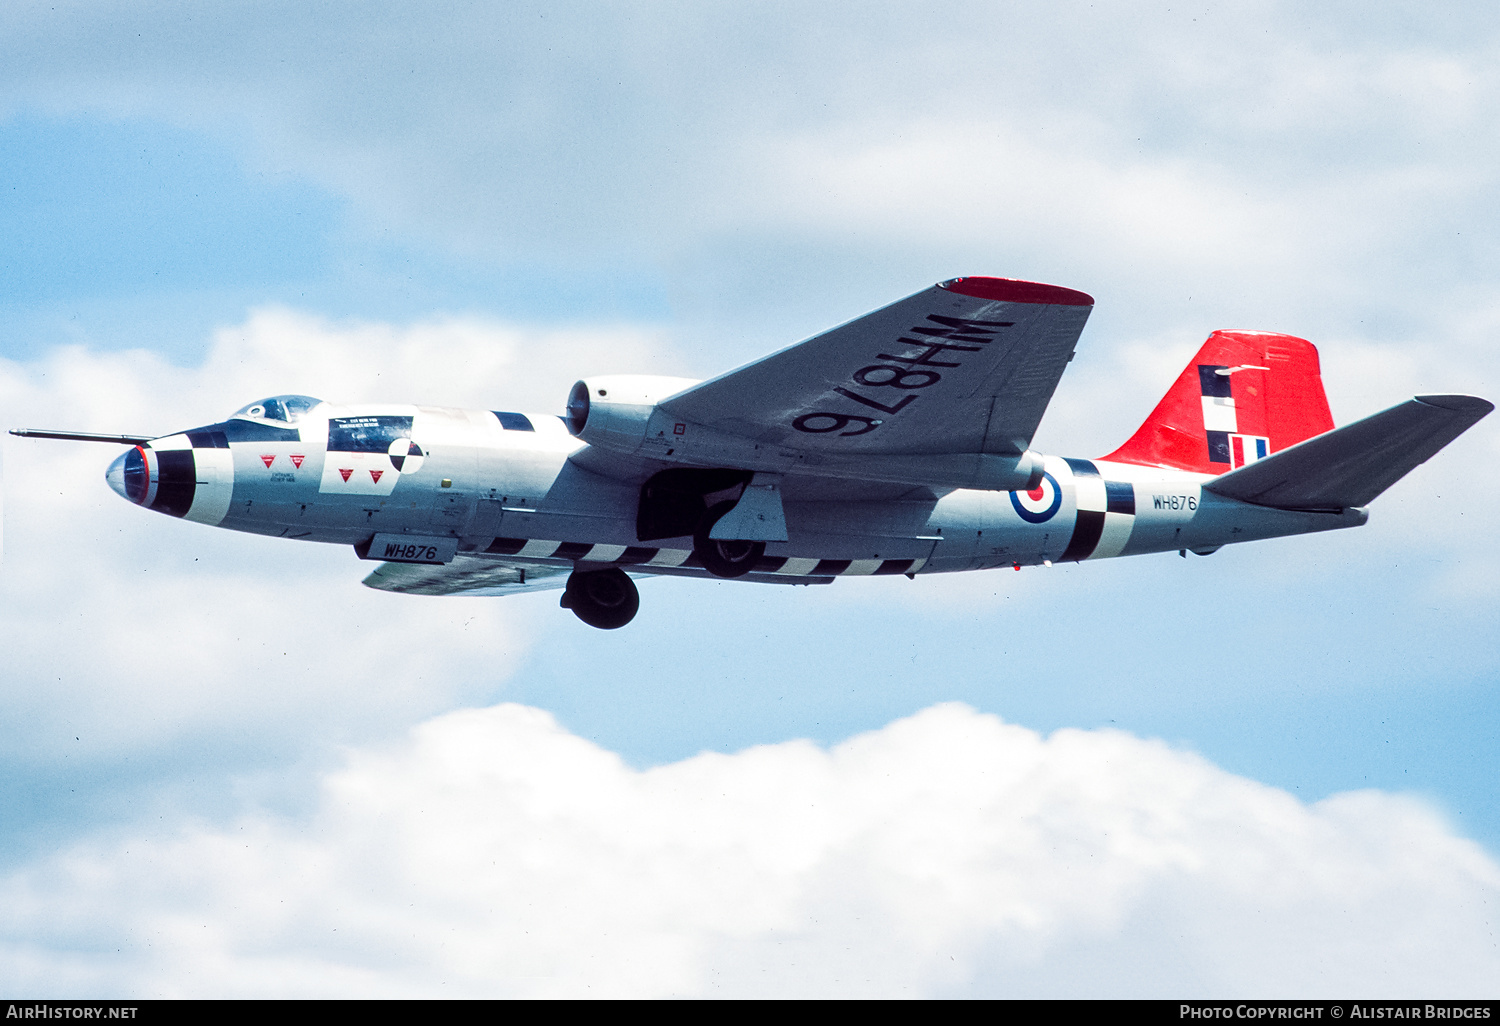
xmin=745 ymin=121 xmax=1307 ymax=264
xmin=1 ymin=701 xmax=1494 ymax=997
xmin=195 ymin=305 xmax=677 ymax=411
xmin=4 ymin=1 xmax=1497 ymax=295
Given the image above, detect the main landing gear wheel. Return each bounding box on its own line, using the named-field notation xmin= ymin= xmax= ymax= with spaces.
xmin=560 ymin=567 xmax=639 ymax=629
xmin=693 ymin=500 xmax=766 ymax=579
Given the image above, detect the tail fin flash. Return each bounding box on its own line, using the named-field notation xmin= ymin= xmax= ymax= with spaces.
xmin=1102 ymin=331 xmax=1334 ymax=473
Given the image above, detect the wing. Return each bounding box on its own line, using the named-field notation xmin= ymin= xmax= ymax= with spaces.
xmin=659 ymin=277 xmax=1093 ymax=458
xmin=361 ymin=556 xmax=573 ymax=596
xmin=362 ymin=554 xmax=837 ymax=596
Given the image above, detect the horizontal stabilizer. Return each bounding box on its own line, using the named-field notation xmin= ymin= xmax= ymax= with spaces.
xmin=1203 ymin=395 xmax=1492 ymax=510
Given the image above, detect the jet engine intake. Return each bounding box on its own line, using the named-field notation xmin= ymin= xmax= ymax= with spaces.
xmin=564 ymin=375 xmax=701 ymax=453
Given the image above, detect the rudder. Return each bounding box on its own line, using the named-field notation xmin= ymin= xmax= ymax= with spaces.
xmin=1102 ymin=330 xmax=1334 ymax=474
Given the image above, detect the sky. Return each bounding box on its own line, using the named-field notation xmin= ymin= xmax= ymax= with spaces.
xmin=1 ymin=0 xmax=1498 ymax=998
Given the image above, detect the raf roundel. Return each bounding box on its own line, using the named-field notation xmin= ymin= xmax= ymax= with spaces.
xmin=1010 ymin=472 xmax=1062 ymax=523
xmin=388 ymin=438 xmax=425 ymax=474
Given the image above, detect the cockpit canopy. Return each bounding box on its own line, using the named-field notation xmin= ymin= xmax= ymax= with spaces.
xmin=230 ymin=395 xmax=324 ymax=424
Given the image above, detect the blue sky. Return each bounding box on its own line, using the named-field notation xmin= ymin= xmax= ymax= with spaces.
xmin=1 ymin=0 xmax=1498 ymax=996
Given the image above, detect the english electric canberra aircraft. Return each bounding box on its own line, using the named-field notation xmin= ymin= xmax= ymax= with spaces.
xmin=14 ymin=277 xmax=1492 ymax=628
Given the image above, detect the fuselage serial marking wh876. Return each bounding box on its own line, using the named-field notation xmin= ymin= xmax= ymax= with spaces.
xmin=14 ymin=277 xmax=1492 ymax=628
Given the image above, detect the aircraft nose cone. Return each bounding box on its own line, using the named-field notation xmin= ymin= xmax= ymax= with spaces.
xmin=106 ymin=450 xmax=129 ymax=500
xmin=106 ymin=446 xmax=149 ymax=505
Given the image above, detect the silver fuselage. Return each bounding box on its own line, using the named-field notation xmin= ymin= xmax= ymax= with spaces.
xmin=108 ymin=402 xmax=1366 ymax=582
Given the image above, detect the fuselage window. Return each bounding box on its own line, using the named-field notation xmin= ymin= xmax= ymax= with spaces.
xmin=328 ymin=415 xmax=415 ymax=453
xmin=493 ymin=411 xmax=535 ymax=431
xmin=232 ymin=395 xmax=324 ymax=424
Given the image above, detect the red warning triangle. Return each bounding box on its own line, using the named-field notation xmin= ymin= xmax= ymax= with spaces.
xmin=260 ymin=454 xmax=276 ymax=468
xmin=289 ymin=454 xmax=305 ymax=469
xmin=370 ymin=470 xmax=384 ymax=483
xmin=338 ymin=468 xmax=353 ymax=482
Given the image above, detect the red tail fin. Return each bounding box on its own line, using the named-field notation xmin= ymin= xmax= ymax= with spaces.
xmin=1102 ymin=330 xmax=1334 ymax=474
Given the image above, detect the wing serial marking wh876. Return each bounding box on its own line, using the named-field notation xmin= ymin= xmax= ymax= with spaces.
xmin=13 ymin=276 xmax=1491 ymax=629
xmin=794 ymin=313 xmax=1014 ymax=435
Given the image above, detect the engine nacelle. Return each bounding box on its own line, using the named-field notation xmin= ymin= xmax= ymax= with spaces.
xmin=564 ymin=375 xmax=701 ymax=453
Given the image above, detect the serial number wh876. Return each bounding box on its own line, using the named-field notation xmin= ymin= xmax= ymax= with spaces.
xmin=385 ymin=542 xmax=442 ymax=561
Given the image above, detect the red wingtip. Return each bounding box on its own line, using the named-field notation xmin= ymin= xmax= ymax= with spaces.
xmin=940 ymin=276 xmax=1094 ymax=306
